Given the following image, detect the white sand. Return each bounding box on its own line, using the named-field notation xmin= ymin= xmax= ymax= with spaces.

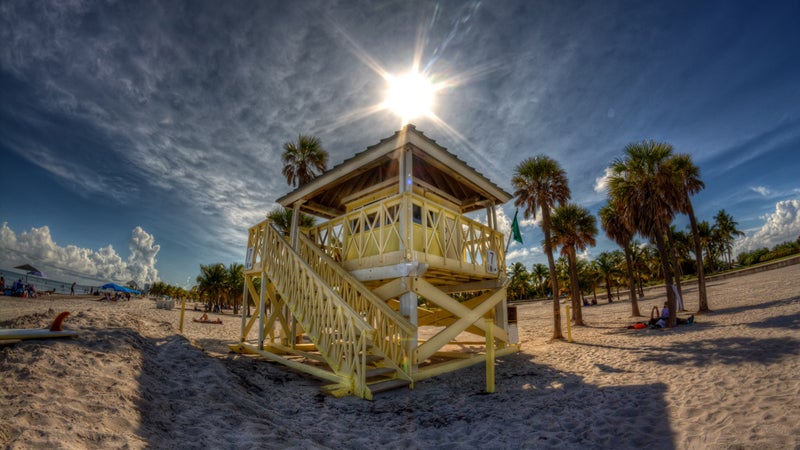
xmin=1 ymin=264 xmax=798 ymax=449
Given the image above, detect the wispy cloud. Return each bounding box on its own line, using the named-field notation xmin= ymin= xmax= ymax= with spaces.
xmin=750 ymin=186 xmax=771 ymax=197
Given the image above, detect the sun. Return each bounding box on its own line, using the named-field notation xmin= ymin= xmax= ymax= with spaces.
xmin=384 ymin=71 xmax=436 ymax=124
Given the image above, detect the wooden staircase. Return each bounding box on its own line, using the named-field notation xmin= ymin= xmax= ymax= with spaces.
xmin=239 ymin=221 xmax=414 ymax=399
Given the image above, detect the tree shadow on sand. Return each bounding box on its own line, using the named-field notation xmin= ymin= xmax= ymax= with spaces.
xmin=633 ymin=336 xmax=799 ymax=366
xmin=704 ymin=296 xmax=799 ymax=317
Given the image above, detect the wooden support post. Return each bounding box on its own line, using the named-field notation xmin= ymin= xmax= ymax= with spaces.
xmin=399 ymin=284 xmax=418 ymax=369
xmin=239 ymin=277 xmax=249 ymax=342
xmin=485 ymin=317 xmax=495 ymax=393
xmin=179 ymin=297 xmax=187 ymax=334
xmin=258 ymin=274 xmax=267 ymax=350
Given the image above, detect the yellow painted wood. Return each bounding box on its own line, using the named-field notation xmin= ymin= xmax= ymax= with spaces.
xmin=486 ymin=317 xmax=495 ymax=393
xmin=413 ymin=278 xmax=509 ymax=342
xmin=413 ymin=346 xmax=519 ymax=381
xmin=415 ymin=284 xmax=507 ymax=361
xmin=308 ymin=192 xmax=505 ymax=279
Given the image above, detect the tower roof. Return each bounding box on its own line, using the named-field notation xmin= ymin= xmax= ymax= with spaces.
xmin=277 ymin=124 xmax=511 ymax=218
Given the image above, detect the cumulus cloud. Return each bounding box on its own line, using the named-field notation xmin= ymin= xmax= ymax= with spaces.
xmin=734 ymin=199 xmax=800 ymax=254
xmin=0 ymin=223 xmax=160 ymax=286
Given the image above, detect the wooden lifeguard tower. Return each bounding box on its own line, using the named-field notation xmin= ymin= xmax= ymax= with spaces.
xmin=231 ymin=125 xmax=519 ymax=399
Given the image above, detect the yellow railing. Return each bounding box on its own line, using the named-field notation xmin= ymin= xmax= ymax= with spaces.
xmin=308 ymin=192 xmax=505 ymax=275
xmin=258 ymin=221 xmax=373 ymax=397
xmin=297 ymin=232 xmax=415 ymax=371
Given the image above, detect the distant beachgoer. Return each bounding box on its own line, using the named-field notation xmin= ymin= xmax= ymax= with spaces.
xmin=70 ymin=282 xmax=76 ymax=296
xmin=0 ymin=276 xmax=5 ymax=292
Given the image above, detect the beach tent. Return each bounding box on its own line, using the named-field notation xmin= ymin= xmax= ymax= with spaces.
xmin=100 ymin=283 xmax=141 ymax=295
xmin=14 ymin=264 xmax=46 ymax=282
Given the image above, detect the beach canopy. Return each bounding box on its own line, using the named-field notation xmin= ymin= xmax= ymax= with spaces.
xmin=14 ymin=263 xmax=46 ymax=282
xmin=100 ymin=283 xmax=141 ymax=294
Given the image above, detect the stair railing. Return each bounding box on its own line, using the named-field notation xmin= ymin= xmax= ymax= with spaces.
xmin=297 ymin=232 xmax=415 ymax=378
xmin=261 ymin=222 xmax=372 ymax=397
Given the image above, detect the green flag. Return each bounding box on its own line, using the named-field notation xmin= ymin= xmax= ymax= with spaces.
xmin=511 ymin=209 xmax=523 ymax=244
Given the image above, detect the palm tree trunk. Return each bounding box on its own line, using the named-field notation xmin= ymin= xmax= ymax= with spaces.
xmin=568 ymin=250 xmax=584 ymax=325
xmin=687 ymin=203 xmax=709 ymax=312
xmin=653 ymin=230 xmax=677 ymax=327
xmin=666 ymin=232 xmax=685 ymax=311
xmin=605 ymin=275 xmax=613 ymax=303
xmin=543 ymin=212 xmax=564 ymax=340
xmin=623 ymin=246 xmax=640 ymax=316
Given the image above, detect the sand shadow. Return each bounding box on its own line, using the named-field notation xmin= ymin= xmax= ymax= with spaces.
xmin=706 ymin=296 xmax=799 ymax=316
xmin=633 ymin=336 xmax=799 ymax=366
xmin=3 ymin=313 xmax=677 ymax=449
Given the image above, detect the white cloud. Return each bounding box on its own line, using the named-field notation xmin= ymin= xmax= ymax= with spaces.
xmin=594 ymin=166 xmax=613 ymax=194
xmin=750 ymin=186 xmax=771 ymax=196
xmin=0 ymin=222 xmax=160 ymax=286
xmin=733 ymin=198 xmax=800 ymax=254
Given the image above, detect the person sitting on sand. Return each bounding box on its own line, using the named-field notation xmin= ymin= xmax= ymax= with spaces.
xmin=199 ymin=313 xmax=209 ymax=321
xmin=650 ymin=302 xmax=693 ymax=328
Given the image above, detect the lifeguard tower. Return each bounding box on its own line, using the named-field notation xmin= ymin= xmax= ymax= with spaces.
xmin=231 ymin=125 xmax=519 ymax=399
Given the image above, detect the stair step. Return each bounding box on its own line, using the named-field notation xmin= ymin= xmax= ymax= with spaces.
xmin=369 ymin=378 xmax=411 ymax=394
xmin=365 ymin=367 xmax=396 ymax=378
xmin=363 ymin=355 xmax=383 ymax=364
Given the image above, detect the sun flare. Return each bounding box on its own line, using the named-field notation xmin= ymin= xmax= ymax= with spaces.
xmin=384 ymin=72 xmax=436 ymax=123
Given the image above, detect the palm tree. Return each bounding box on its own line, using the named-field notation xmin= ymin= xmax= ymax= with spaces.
xmin=196 ymin=263 xmax=228 ymax=311
xmin=599 ymin=203 xmax=641 ymax=315
xmin=665 ymin=225 xmax=686 ymax=311
xmin=670 ymin=154 xmax=710 ymax=311
xmin=713 ymin=209 xmax=744 ymax=270
xmin=530 ymin=263 xmax=550 ymax=298
xmin=607 ymin=140 xmax=681 ymax=327
xmin=594 ymin=251 xmax=620 ymax=305
xmin=694 ymin=220 xmax=715 ymax=272
xmin=512 ymin=156 xmax=571 ymax=339
xmin=507 ymin=262 xmax=531 ymax=300
xmin=267 ymin=206 xmax=316 ymax=235
xmin=281 ymin=135 xmax=329 ymax=188
xmin=550 ymin=203 xmax=597 ymax=326
xmin=227 ymin=263 xmax=244 ymax=315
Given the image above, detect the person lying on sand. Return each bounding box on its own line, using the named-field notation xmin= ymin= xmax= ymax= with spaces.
xmin=194 ymin=313 xmax=222 ymax=324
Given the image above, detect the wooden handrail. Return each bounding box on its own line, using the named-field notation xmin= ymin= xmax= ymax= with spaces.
xmin=297 ymin=232 xmax=415 ymax=370
xmin=259 ymin=222 xmax=372 ymax=396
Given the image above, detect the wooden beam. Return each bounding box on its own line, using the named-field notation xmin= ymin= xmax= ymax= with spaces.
xmin=372 ymin=278 xmax=408 ymax=301
xmin=438 ymin=279 xmax=503 ymax=294
xmin=412 ymin=346 xmax=518 ymax=381
xmin=237 ymin=343 xmax=343 ymax=384
xmin=413 ymin=278 xmax=508 ymax=341
xmin=414 ymin=281 xmax=508 ymax=361
xmin=350 ymin=262 xmax=427 ymax=282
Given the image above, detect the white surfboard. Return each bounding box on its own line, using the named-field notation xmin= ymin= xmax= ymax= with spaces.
xmin=0 ymin=328 xmax=78 ymax=340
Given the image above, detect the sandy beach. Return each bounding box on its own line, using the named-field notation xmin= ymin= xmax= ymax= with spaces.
xmin=1 ymin=264 xmax=798 ymax=449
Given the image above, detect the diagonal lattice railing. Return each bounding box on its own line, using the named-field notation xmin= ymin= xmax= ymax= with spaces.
xmin=297 ymin=232 xmax=415 ymax=373
xmin=308 ymin=192 xmax=505 ymax=274
xmin=259 ymin=221 xmax=374 ymax=397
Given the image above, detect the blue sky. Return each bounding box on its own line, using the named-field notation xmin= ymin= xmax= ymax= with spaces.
xmin=1 ymin=0 xmax=799 ymax=288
